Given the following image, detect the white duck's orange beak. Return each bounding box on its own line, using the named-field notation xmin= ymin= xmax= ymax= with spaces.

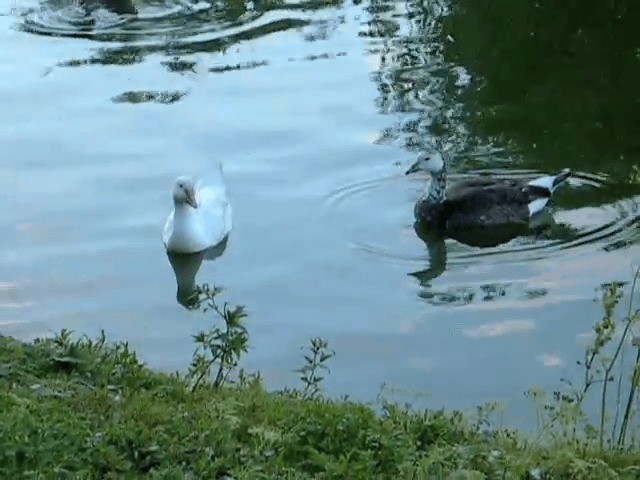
xmin=185 ymin=189 xmax=198 ymax=209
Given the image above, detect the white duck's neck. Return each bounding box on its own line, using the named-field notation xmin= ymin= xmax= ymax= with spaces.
xmin=173 ymin=202 xmax=197 ymax=224
xmin=424 ymin=169 xmax=447 ymax=204
xmin=169 ymin=202 xmax=205 ymax=252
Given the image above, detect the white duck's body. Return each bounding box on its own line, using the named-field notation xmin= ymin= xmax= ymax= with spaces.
xmin=163 ymin=168 xmax=232 ymax=254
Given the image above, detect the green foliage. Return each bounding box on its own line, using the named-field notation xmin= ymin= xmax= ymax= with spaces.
xmin=0 ymin=331 xmax=504 ymax=478
xmin=186 ymin=283 xmax=249 ymax=390
xmin=524 ymin=266 xmax=640 ymax=457
xmin=294 ymin=337 xmax=335 ymax=399
xmin=2 ymin=274 xmax=640 ymax=478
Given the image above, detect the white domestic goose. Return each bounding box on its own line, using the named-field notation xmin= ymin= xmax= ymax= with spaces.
xmin=405 ymin=151 xmax=571 ymax=232
xmin=162 ymin=166 xmax=232 ymax=254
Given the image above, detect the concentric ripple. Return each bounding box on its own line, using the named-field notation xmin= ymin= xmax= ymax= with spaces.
xmin=17 ymin=0 xmax=305 ymax=46
xmin=19 ymin=1 xmax=201 ymax=38
xmin=324 ymin=167 xmax=640 ymax=267
xmin=14 ymin=0 xmax=317 ymax=75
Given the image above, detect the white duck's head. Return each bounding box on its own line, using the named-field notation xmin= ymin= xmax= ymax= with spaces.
xmin=405 ymin=151 xmax=445 ymax=175
xmin=172 ymin=176 xmax=198 ymax=209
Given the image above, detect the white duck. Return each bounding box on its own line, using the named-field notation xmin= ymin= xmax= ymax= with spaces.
xmin=163 ymin=166 xmax=232 ymax=254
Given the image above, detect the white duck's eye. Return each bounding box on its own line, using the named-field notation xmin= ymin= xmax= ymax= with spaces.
xmin=178 ymin=183 xmax=183 ymax=188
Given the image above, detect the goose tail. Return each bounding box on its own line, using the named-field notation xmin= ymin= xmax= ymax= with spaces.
xmin=527 ymin=168 xmax=571 ymax=194
xmin=552 ymin=168 xmax=571 ymax=190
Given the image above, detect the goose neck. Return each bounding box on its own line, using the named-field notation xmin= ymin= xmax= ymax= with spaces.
xmin=426 ymin=170 xmax=446 ymax=203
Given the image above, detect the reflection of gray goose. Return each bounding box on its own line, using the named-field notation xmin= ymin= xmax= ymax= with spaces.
xmin=405 ymin=152 xmax=571 ymax=234
xmin=80 ymin=0 xmax=137 ymax=14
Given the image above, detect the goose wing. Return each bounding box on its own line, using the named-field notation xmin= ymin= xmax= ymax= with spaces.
xmin=162 ymin=211 xmax=175 ymax=247
xmin=445 ymin=177 xmax=524 ymax=199
xmin=442 ymin=180 xmax=545 ymax=229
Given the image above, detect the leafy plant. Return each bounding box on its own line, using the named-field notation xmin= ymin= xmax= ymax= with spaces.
xmin=186 ymin=283 xmax=249 ymax=390
xmin=525 ymin=266 xmax=640 ymax=450
xmin=4 ymin=267 xmax=640 ymax=477
xmin=294 ymin=337 xmax=335 ymax=399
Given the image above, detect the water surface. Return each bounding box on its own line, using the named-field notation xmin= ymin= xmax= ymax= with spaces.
xmin=2 ymin=0 xmax=640 ymax=422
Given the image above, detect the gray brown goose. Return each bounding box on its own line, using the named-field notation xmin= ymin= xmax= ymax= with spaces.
xmin=405 ymin=152 xmax=571 ymax=233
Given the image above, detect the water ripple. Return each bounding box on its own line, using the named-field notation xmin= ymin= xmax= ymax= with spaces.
xmin=20 ymin=1 xmax=233 ymax=39
xmin=17 ymin=0 xmax=327 ymax=44
xmin=324 ymin=168 xmax=640 ymax=267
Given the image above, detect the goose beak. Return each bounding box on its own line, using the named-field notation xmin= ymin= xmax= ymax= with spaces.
xmin=405 ymin=162 xmax=420 ymax=175
xmin=185 ymin=189 xmax=198 ymax=209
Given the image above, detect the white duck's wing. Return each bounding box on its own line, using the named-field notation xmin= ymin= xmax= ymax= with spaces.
xmin=162 ymin=211 xmax=175 ymax=247
xmin=198 ymin=186 xmax=232 ymax=235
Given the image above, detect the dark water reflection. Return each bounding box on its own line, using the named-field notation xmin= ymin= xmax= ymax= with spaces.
xmin=440 ymin=0 xmax=640 ymax=181
xmin=366 ymin=0 xmax=640 ymax=178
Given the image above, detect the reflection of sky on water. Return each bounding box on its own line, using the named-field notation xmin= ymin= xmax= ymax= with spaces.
xmin=1 ymin=0 xmax=640 ymax=428
xmin=463 ymin=319 xmax=535 ymax=339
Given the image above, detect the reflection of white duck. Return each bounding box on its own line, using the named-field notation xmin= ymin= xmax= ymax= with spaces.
xmin=166 ymin=237 xmax=229 ymax=307
xmin=163 ymin=165 xmax=232 ymax=254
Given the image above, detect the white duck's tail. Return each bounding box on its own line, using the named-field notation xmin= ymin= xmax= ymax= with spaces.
xmin=198 ymin=161 xmax=227 ymax=195
xmin=214 ymin=161 xmax=227 ymax=193
xmin=527 ymin=168 xmax=571 ymax=195
xmin=213 ymin=161 xmax=232 ymax=234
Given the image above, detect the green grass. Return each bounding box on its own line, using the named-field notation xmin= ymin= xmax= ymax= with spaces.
xmin=2 ymin=275 xmax=640 ymax=478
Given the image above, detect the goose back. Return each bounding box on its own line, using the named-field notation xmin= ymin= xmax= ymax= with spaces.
xmin=416 ymin=177 xmax=553 ymax=231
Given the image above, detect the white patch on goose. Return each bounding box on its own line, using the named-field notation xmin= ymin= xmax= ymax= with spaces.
xmin=528 ymin=197 xmax=549 ymax=216
xmin=527 ymin=175 xmax=556 ymax=192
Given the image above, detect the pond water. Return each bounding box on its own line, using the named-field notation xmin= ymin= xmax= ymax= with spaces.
xmin=2 ymin=0 xmax=640 ymax=422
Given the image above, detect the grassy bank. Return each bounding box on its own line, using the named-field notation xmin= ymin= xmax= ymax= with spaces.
xmin=2 ymin=279 xmax=640 ymax=478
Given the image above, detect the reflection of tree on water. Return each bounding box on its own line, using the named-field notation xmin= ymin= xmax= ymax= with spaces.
xmin=166 ymin=236 xmax=229 ymax=308
xmin=440 ymin=0 xmax=640 ymax=180
xmin=365 ymin=0 xmax=640 ymax=183
xmin=364 ymin=0 xmax=474 ymax=160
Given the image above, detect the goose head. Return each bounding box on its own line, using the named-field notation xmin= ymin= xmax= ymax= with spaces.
xmin=172 ymin=176 xmax=198 ymax=209
xmin=405 ymin=152 xmax=445 ymax=175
